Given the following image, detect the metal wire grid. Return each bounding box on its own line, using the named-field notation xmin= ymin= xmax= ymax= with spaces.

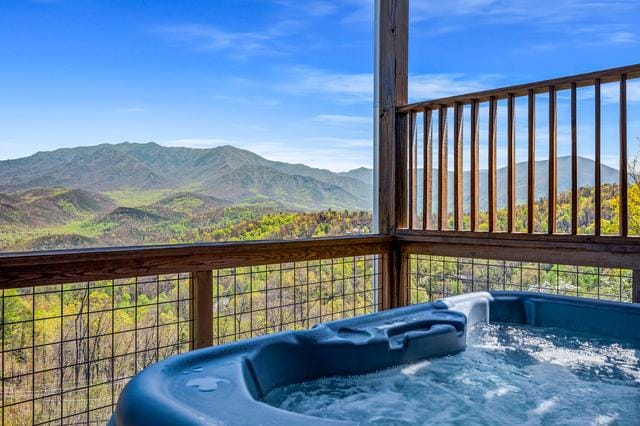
xmin=409 ymin=255 xmax=633 ymax=304
xmin=212 ymin=255 xmax=382 ymax=345
xmin=0 ymin=273 xmax=192 ymax=425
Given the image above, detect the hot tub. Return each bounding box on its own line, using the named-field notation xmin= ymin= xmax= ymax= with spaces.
xmin=110 ymin=292 xmax=640 ymax=425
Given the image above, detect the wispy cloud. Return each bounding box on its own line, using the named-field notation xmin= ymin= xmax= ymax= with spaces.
xmin=312 ymin=114 xmax=370 ymax=125
xmin=274 ymin=0 xmax=338 ymax=17
xmin=279 ymin=67 xmax=372 ymax=103
xmin=609 ymin=31 xmax=637 ymax=44
xmin=409 ymin=74 xmax=499 ymax=101
xmin=154 ymin=20 xmax=301 ymax=59
xmin=211 ymin=94 xmax=281 ymax=107
xmin=407 ymin=0 xmax=640 ymax=49
xmin=280 ymin=67 xmax=499 ymax=103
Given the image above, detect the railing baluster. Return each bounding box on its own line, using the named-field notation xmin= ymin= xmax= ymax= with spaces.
xmin=471 ymin=100 xmax=480 ymax=231
xmin=454 ymin=102 xmax=464 ymax=230
xmin=548 ymin=85 xmax=557 ymax=234
xmin=423 ymin=108 xmax=433 ymax=230
xmin=408 ymin=112 xmax=416 ymax=229
xmin=507 ymin=93 xmax=516 ymax=233
xmin=488 ymin=96 xmax=498 ymax=232
xmin=528 ymin=90 xmax=536 ymax=233
xmin=438 ymin=105 xmax=448 ymax=230
xmin=191 ymin=270 xmax=213 ymax=349
xmin=571 ymin=82 xmax=578 ymax=235
xmin=595 ymin=79 xmax=602 ymax=236
xmin=620 ymin=74 xmax=628 ymax=236
xmin=396 ymin=113 xmax=409 ymax=229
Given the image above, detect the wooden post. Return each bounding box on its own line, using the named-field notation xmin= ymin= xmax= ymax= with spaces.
xmin=191 ymin=270 xmax=213 ymax=349
xmin=633 ymin=270 xmax=640 ymax=304
xmin=376 ymin=0 xmax=408 ymax=308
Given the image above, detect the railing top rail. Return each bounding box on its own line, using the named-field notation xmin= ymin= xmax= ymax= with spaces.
xmin=0 ymin=235 xmax=391 ymax=289
xmin=397 ymin=63 xmax=640 ymax=113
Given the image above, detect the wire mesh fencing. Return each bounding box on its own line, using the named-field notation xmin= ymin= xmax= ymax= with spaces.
xmin=0 ymin=253 xmax=383 ymax=425
xmin=1 ymin=273 xmax=192 ymax=425
xmin=408 ymin=254 xmax=633 ymax=304
xmin=212 ymin=255 xmax=382 ymax=345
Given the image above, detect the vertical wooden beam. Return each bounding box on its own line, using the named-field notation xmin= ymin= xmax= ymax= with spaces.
xmin=595 ymin=79 xmax=602 ymax=236
xmin=633 ymin=270 xmax=640 ymax=304
xmin=548 ymin=86 xmax=557 ymax=234
xmin=375 ymin=0 xmax=408 ymax=309
xmin=376 ymin=0 xmax=408 ymax=235
xmin=408 ymin=112 xmax=416 ymax=229
xmin=470 ymin=100 xmax=480 ymax=231
xmin=438 ymin=106 xmax=449 ymax=230
xmin=423 ymin=108 xmax=433 ymax=230
xmin=488 ymin=97 xmax=498 ymax=232
xmin=571 ymin=82 xmax=578 ymax=235
xmin=528 ymin=90 xmax=536 ymax=233
xmin=620 ymin=74 xmax=628 ymax=237
xmin=454 ymin=103 xmax=464 ymax=230
xmin=191 ymin=270 xmax=213 ymax=349
xmin=507 ymin=93 xmax=516 ymax=233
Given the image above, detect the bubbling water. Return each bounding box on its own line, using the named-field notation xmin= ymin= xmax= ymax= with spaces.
xmin=263 ymin=324 xmax=640 ymax=425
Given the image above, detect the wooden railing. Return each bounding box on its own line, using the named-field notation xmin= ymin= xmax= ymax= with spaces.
xmin=395 ymin=63 xmax=640 ymax=236
xmin=0 ymin=235 xmax=390 ymax=424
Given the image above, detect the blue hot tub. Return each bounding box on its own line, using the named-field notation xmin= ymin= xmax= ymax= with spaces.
xmin=110 ymin=292 xmax=640 ymax=425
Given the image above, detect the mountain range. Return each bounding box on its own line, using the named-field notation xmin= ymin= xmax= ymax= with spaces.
xmin=0 ymin=142 xmax=629 ymax=250
xmin=0 ymin=142 xmax=627 ymax=214
xmin=0 ymin=142 xmax=373 ymax=211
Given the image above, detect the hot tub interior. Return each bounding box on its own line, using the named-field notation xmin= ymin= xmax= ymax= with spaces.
xmin=110 ymin=292 xmax=640 ymax=425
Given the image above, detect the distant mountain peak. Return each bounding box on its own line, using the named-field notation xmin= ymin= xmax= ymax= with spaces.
xmin=0 ymin=142 xmax=373 ymax=211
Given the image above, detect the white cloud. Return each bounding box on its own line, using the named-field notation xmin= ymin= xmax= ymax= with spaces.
xmin=312 ymin=114 xmax=370 ymax=125
xmin=601 ymin=82 xmax=640 ymax=104
xmin=409 ymin=74 xmax=498 ymax=101
xmin=608 ymin=31 xmax=637 ymax=44
xmin=281 ymin=67 xmax=498 ymax=104
xmin=153 ymin=21 xmax=300 ymax=59
xmin=280 ymin=68 xmax=373 ymax=103
xmin=210 ymin=94 xmax=281 ymax=107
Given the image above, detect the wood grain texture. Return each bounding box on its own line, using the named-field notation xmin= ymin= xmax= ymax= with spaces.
xmin=438 ymin=106 xmax=449 ymax=230
xmin=396 ymin=112 xmax=409 ymax=229
xmin=595 ymin=79 xmax=602 ymax=236
xmin=528 ymin=90 xmax=536 ymax=233
xmin=507 ymin=93 xmax=516 ymax=233
xmin=191 ymin=270 xmax=213 ymax=349
xmin=488 ymin=97 xmax=498 ymax=232
xmin=548 ymin=86 xmax=557 ymax=234
xmin=571 ymin=82 xmax=578 ymax=235
xmin=408 ymin=112 xmax=417 ymax=229
xmin=423 ymin=108 xmax=433 ymax=230
xmin=454 ymin=103 xmax=464 ymax=230
xmin=398 ymin=63 xmax=640 ymax=112
xmin=376 ymin=0 xmax=408 ymax=234
xmin=397 ymin=230 xmax=640 ymax=270
xmin=471 ymin=100 xmax=480 ymax=231
xmin=0 ymin=235 xmax=391 ymax=289
xmin=620 ymin=74 xmax=628 ymax=237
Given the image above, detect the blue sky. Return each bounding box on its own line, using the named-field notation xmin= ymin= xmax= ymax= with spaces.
xmin=0 ymin=0 xmax=638 ymax=171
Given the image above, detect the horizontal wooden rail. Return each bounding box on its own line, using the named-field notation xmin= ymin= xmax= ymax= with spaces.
xmin=397 ymin=63 xmax=640 ymax=112
xmin=0 ymin=235 xmax=392 ymax=289
xmin=397 ymin=230 xmax=640 ymax=270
